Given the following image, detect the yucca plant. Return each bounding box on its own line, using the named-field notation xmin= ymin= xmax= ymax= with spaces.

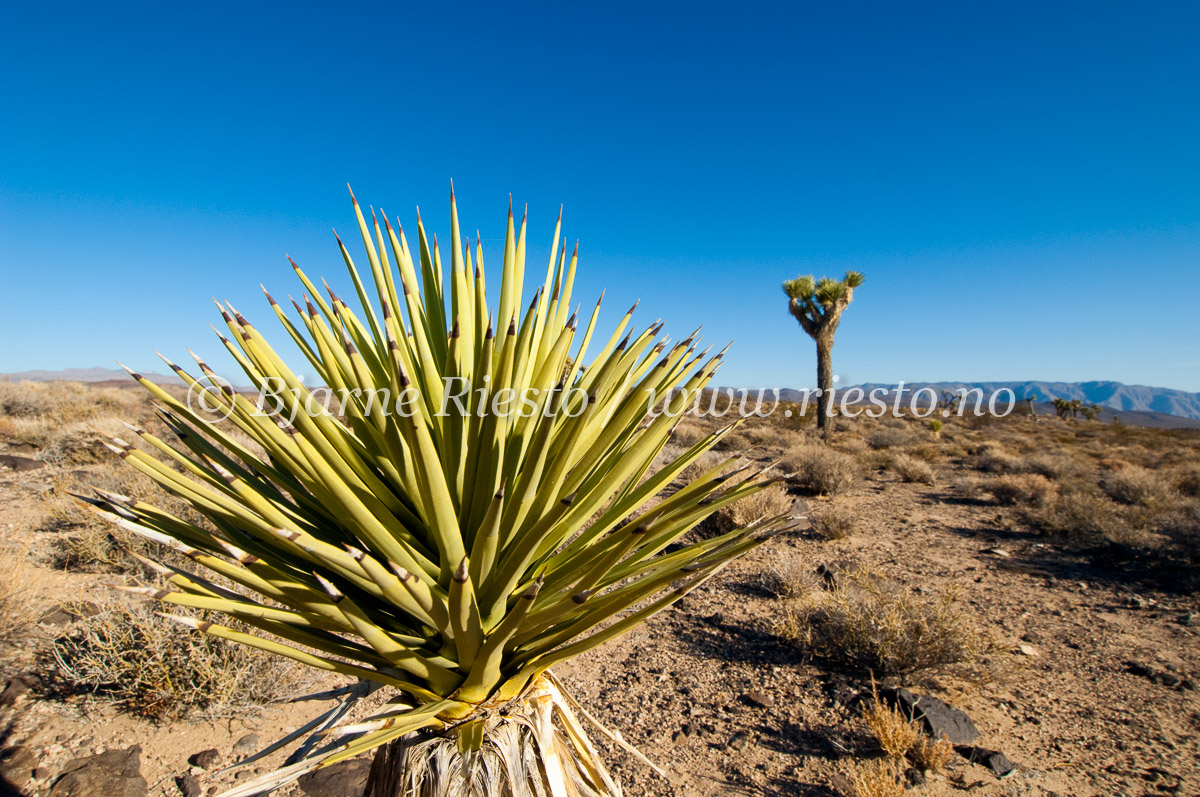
xmin=85 ymin=187 xmax=795 ymax=796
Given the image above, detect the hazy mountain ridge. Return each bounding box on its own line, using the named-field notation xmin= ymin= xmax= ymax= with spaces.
xmin=2 ymin=367 xmax=185 ymax=386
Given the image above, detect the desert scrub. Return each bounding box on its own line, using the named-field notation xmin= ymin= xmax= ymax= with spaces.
xmin=908 ymin=734 xmax=954 ymax=773
xmin=1172 ymin=462 xmax=1200 ymax=498
xmin=867 ymin=427 xmax=913 ymax=450
xmin=0 ymin=543 xmax=39 ymax=646
xmin=809 ymin=501 xmax=858 ymax=540
xmin=1022 ymin=451 xmax=1091 ymax=482
xmin=716 ymin=482 xmax=793 ymax=531
xmin=757 ymin=557 xmax=816 ymax=599
xmin=850 ymin=759 xmax=904 ymax=797
xmin=888 ymin=454 xmax=935 ymax=485
xmin=783 ymin=444 xmax=859 ymax=496
xmin=1102 ymin=465 xmax=1178 ymax=507
xmin=861 ymin=687 xmax=918 ymax=759
xmin=986 ymin=473 xmax=1057 ymax=507
xmin=1024 ymin=487 xmax=1125 ymax=542
xmin=779 ymin=568 xmax=989 ymax=676
xmin=47 ymin=601 xmax=310 ymax=720
xmin=967 ymin=442 xmax=1018 ymax=474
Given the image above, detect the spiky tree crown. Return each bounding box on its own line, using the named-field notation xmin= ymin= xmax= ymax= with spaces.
xmin=87 ymin=188 xmax=794 ymax=793
xmin=782 ymin=270 xmax=863 ymax=338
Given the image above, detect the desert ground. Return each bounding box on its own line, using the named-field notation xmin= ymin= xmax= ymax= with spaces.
xmin=1 ymin=379 xmax=1198 ymax=797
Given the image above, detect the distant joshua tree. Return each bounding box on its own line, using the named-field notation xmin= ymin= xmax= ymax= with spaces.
xmin=1024 ymin=393 xmax=1039 ymax=420
xmin=783 ymin=270 xmax=864 ymax=433
xmin=1080 ymin=404 xmax=1102 ymax=421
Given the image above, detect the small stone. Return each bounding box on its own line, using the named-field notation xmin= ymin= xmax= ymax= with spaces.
xmin=983 ymin=547 xmax=1010 ymax=558
xmin=232 ymin=734 xmax=260 ymax=757
xmin=958 ymin=745 xmax=1016 ymax=778
xmin=1017 ymin=644 xmax=1040 ymax=657
xmin=725 ymin=730 xmax=753 ymax=751
xmin=176 ymin=773 xmax=202 ymax=797
xmin=50 ymin=745 xmax=147 ymax=797
xmin=0 ymin=745 xmax=37 ymax=787
xmin=741 ymin=690 xmax=774 ymax=709
xmin=189 ymin=749 xmax=220 ymax=770
xmin=297 ymin=758 xmax=372 ymax=797
xmin=905 ymin=767 xmax=926 ymax=786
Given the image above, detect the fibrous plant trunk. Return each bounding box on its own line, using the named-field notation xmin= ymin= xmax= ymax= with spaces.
xmin=364 ymin=674 xmax=621 ymax=797
xmin=815 ymin=333 xmax=834 ymax=433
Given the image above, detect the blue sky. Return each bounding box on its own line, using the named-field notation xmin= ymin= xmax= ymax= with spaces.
xmin=2 ymin=2 xmax=1198 ymax=391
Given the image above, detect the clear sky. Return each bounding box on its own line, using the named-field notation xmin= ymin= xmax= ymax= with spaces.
xmin=2 ymin=1 xmax=1198 ymax=391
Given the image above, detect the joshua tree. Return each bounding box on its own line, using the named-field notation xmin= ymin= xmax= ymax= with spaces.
xmin=782 ymin=271 xmax=863 ymax=433
xmin=1080 ymin=404 xmax=1102 ymax=421
xmin=1023 ymin=393 xmax=1039 ymax=420
xmin=88 ymin=189 xmax=794 ymax=795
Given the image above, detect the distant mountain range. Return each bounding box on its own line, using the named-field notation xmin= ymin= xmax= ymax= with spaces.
xmin=763 ymin=380 xmax=1200 ymax=423
xmin=5 ymin=369 xmax=1200 ymax=423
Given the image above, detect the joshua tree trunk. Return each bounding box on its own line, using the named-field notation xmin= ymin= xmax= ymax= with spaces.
xmin=815 ymin=334 xmax=834 ymax=432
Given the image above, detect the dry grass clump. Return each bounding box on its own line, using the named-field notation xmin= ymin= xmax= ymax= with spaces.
xmin=968 ymin=442 xmax=1018 ymax=474
xmin=757 ymin=557 xmax=817 ymax=599
xmin=670 ymin=417 xmax=709 ymax=447
xmin=1102 ymin=465 xmax=1178 ymax=507
xmin=862 ymin=690 xmax=919 ymax=758
xmin=779 ymin=569 xmax=988 ymax=676
xmin=1024 ymin=487 xmax=1124 ymax=542
xmin=717 ymin=483 xmax=793 ymax=529
xmin=888 ymin=454 xmax=936 ymax=485
xmin=47 ymin=600 xmax=309 ymax=720
xmin=809 ymin=502 xmax=859 ymax=540
xmin=0 ymin=543 xmax=40 ymax=645
xmin=849 ymin=759 xmax=904 ymax=797
xmin=1172 ymin=463 xmax=1200 ymax=498
xmin=986 ymin=473 xmax=1057 ymax=507
xmin=783 ymin=445 xmax=859 ymax=496
xmin=952 ymin=475 xmax=984 ymax=500
xmin=1022 ymin=451 xmax=1091 ymax=481
xmin=0 ymin=381 xmax=153 ymax=465
xmin=908 ymin=734 xmax=954 ymax=773
xmin=867 ymin=427 xmax=913 ymax=450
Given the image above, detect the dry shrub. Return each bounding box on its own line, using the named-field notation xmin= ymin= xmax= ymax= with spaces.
xmin=0 ymin=543 xmax=39 ymax=644
xmin=1172 ymin=463 xmax=1200 ymax=498
xmin=862 ymin=689 xmax=918 ymax=759
xmin=968 ymin=443 xmax=1018 ymax=474
xmin=850 ymin=759 xmax=903 ymax=797
xmin=909 ymin=734 xmax=954 ymax=773
xmin=986 ymin=473 xmax=1057 ymax=507
xmin=1162 ymin=501 xmax=1200 ymax=562
xmin=757 ymin=557 xmax=816 ymax=599
xmin=718 ymin=483 xmax=793 ymax=529
xmin=1102 ymin=466 xmax=1177 ymax=507
xmin=867 ymin=427 xmax=913 ymax=450
xmin=809 ymin=502 xmax=858 ymax=540
xmin=888 ymin=454 xmax=935 ymax=485
xmin=906 ymin=444 xmax=942 ymax=462
xmin=1023 ymin=452 xmax=1090 ymax=481
xmin=952 ymin=475 xmax=983 ymax=500
xmin=670 ymin=418 xmax=708 ymax=447
xmin=1026 ymin=487 xmax=1124 ymax=541
xmin=47 ymin=600 xmax=309 ymax=720
xmin=780 ymin=569 xmax=988 ymax=676
xmin=677 ymin=450 xmax=731 ymax=484
xmin=783 ymin=445 xmax=859 ymax=496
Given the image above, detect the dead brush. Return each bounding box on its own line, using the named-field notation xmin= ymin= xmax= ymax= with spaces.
xmin=0 ymin=542 xmax=40 ymax=646
xmin=986 ymin=473 xmax=1057 ymax=507
xmin=717 ymin=483 xmax=794 ymax=530
xmin=783 ymin=444 xmax=860 ymax=496
xmin=757 ymin=557 xmax=817 ymax=598
xmin=780 ymin=568 xmax=990 ymax=676
xmin=861 ymin=685 xmax=918 ymax=759
xmin=888 ymin=453 xmax=936 ymax=485
xmin=1102 ymin=465 xmax=1178 ymax=508
xmin=1025 ymin=486 xmax=1125 ymax=542
xmin=809 ymin=502 xmax=859 ymax=540
xmin=908 ymin=734 xmax=954 ymax=773
xmin=849 ymin=759 xmax=904 ymax=797
xmin=46 ymin=600 xmax=310 ymax=720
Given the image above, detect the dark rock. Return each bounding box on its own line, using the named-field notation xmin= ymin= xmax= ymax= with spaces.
xmin=0 ymin=674 xmax=39 ymax=706
xmin=703 ymin=612 xmax=724 ymax=626
xmin=188 ymin=749 xmax=220 ymax=770
xmin=881 ymin=688 xmax=979 ymax=744
xmin=297 ymin=758 xmax=372 ymax=797
xmin=0 ymin=454 xmax=44 ymax=472
xmin=905 ymin=767 xmax=926 ymax=786
xmin=176 ymin=773 xmax=202 ymax=797
xmin=725 ymin=730 xmax=753 ymax=751
xmin=740 ymin=690 xmax=774 ymax=709
xmin=1126 ymin=660 xmax=1157 ymax=678
xmin=957 ymin=745 xmax=1016 ymax=778
xmin=50 ymin=745 xmax=147 ymax=797
xmin=231 ymin=733 xmax=260 ymax=757
xmin=0 ymin=745 xmax=37 ymax=788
